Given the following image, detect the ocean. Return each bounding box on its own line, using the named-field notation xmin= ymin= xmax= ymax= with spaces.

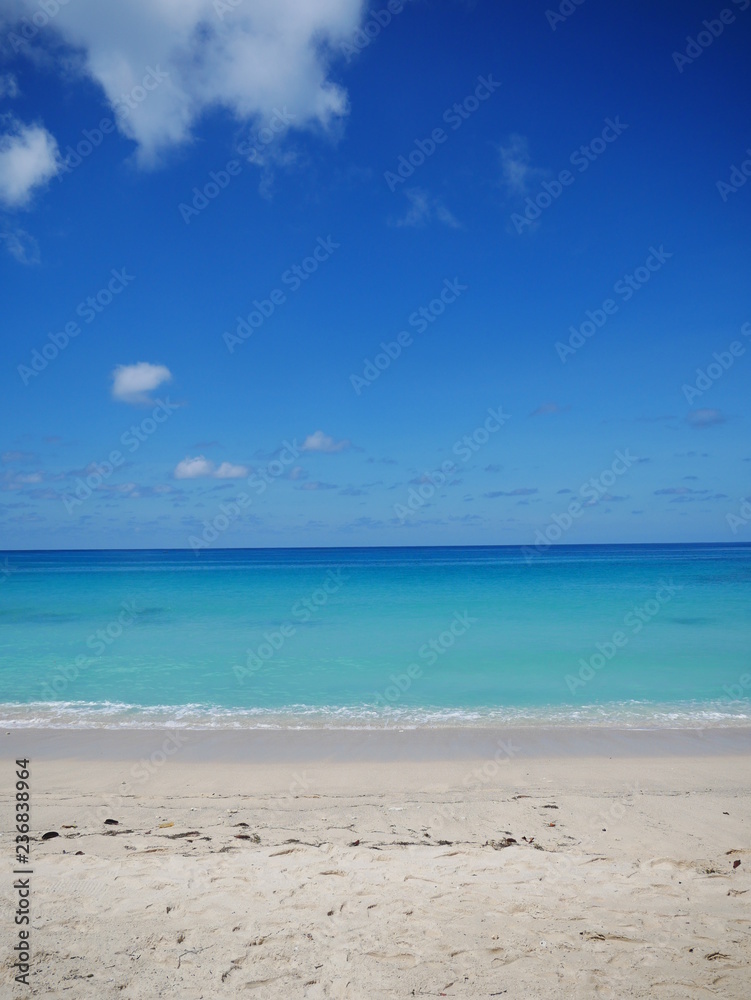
xmin=0 ymin=544 xmax=749 ymax=729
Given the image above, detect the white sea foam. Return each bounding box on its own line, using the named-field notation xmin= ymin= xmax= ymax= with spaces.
xmin=0 ymin=700 xmax=749 ymax=730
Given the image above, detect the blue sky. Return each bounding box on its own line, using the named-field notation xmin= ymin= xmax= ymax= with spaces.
xmin=0 ymin=0 xmax=749 ymax=549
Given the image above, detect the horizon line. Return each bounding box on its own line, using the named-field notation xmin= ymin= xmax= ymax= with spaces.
xmin=1 ymin=540 xmax=747 ymax=555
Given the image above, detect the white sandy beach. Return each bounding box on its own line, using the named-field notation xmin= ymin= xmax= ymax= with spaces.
xmin=3 ymin=728 xmax=750 ymax=998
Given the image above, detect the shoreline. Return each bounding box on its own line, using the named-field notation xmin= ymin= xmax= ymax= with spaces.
xmin=6 ymin=724 xmax=751 ymax=762
xmin=3 ymin=696 xmax=748 ymax=733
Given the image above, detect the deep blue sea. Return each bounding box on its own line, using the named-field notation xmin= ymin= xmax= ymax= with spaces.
xmin=0 ymin=544 xmax=749 ymax=728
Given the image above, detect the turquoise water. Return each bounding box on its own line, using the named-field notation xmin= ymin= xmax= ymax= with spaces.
xmin=0 ymin=545 xmax=749 ymax=728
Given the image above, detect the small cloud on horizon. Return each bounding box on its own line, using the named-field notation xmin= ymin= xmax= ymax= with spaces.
xmin=301 ymin=430 xmax=351 ymax=453
xmin=530 ymin=402 xmax=569 ymax=417
xmin=484 ymin=487 xmax=538 ymax=498
xmin=214 ymin=461 xmax=249 ymax=479
xmin=174 ymin=456 xmax=248 ymax=480
xmin=686 ymin=408 xmax=726 ymax=429
xmin=111 ymin=362 xmax=173 ymax=405
xmin=298 ymin=480 xmax=338 ymax=490
xmin=654 ymin=486 xmax=709 ymax=496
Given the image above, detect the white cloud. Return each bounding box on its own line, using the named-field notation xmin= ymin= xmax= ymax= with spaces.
xmin=174 ymin=456 xmax=215 ymax=479
xmin=111 ymin=362 xmax=172 ymax=404
xmin=0 ymin=225 xmax=40 ymax=263
xmin=301 ymin=430 xmax=350 ymax=453
xmin=214 ymin=461 xmax=249 ymax=478
xmin=173 ymin=456 xmax=249 ymax=479
xmin=0 ymin=116 xmax=59 ymax=208
xmin=498 ymin=133 xmax=545 ymax=196
xmin=8 ymin=0 xmax=364 ymax=167
xmin=1 ymin=467 xmax=44 ymax=491
xmin=0 ymin=74 xmax=19 ymax=99
xmin=391 ymin=187 xmax=460 ymax=229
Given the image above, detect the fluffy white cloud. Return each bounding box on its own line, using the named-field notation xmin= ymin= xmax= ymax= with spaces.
xmin=214 ymin=461 xmax=249 ymax=478
xmin=173 ymin=456 xmax=249 ymax=479
xmin=174 ymin=456 xmax=215 ymax=479
xmin=0 ymin=117 xmax=59 ymax=207
xmin=111 ymin=362 xmax=172 ymax=404
xmin=6 ymin=0 xmax=364 ymax=166
xmin=302 ymin=430 xmax=350 ymax=453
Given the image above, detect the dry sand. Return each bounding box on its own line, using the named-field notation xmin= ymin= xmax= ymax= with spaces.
xmin=2 ymin=728 xmax=749 ymax=998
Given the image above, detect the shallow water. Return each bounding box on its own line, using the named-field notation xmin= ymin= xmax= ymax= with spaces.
xmin=0 ymin=544 xmax=749 ymax=728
